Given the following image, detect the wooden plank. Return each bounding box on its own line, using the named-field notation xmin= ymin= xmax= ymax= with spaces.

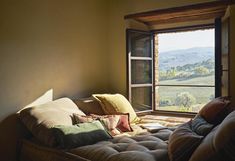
xmin=124 ymin=0 xmax=234 ymax=19
xmin=124 ymin=0 xmax=234 ymax=26
xmin=146 ymin=11 xmax=225 ymax=25
xmin=136 ymin=6 xmax=226 ymax=21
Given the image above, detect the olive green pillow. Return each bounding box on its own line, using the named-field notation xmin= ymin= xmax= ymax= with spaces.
xmin=92 ymin=94 xmax=140 ymax=123
xmin=52 ymin=120 xmax=112 ymax=149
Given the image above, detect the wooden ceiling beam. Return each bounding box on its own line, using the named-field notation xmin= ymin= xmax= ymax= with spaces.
xmin=124 ymin=0 xmax=235 ymax=26
xmin=136 ymin=6 xmax=226 ymax=21
xmin=145 ymin=11 xmax=225 ymax=25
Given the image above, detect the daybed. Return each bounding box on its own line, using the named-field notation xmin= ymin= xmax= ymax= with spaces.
xmin=18 ymin=95 xmax=235 ymax=161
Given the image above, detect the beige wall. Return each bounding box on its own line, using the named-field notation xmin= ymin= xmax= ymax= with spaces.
xmin=0 ymin=0 xmax=109 ymax=160
xmin=1 ymin=0 xmax=235 ymax=160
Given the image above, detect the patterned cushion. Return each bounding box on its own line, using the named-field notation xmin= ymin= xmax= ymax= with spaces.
xmin=73 ymin=113 xmax=133 ymax=136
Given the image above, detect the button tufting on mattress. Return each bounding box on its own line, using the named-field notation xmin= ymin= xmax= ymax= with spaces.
xmin=69 ymin=129 xmax=172 ymax=161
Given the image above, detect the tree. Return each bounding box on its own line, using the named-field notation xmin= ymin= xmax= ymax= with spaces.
xmin=194 ymin=66 xmax=209 ymax=76
xmin=175 ymin=92 xmax=196 ymax=111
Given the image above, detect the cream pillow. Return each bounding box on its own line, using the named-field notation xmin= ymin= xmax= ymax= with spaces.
xmin=92 ymin=94 xmax=140 ymax=123
xmin=19 ymin=97 xmax=85 ymax=146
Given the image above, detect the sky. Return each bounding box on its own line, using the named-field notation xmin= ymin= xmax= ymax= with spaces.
xmin=158 ymin=29 xmax=214 ymax=52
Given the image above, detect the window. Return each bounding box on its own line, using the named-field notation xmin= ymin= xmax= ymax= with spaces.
xmin=126 ymin=1 xmax=231 ymax=114
xmin=156 ymin=29 xmax=215 ymax=113
xmin=127 ymin=25 xmax=227 ymax=114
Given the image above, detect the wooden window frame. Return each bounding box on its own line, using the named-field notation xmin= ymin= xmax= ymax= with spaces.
xmin=126 ymin=22 xmax=224 ymax=117
xmin=125 ymin=1 xmax=232 ymax=117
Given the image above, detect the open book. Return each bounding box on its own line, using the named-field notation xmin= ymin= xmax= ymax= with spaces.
xmin=140 ymin=123 xmax=167 ymax=132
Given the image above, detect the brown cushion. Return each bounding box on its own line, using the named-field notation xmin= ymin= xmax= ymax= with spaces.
xmin=189 ymin=127 xmax=221 ymax=161
xmin=189 ymin=111 xmax=235 ymax=161
xmin=168 ymin=121 xmax=203 ymax=161
xmin=199 ymin=97 xmax=230 ymax=124
xmin=214 ymin=110 xmax=235 ymax=160
xmin=19 ymin=98 xmax=85 ymax=146
xmin=73 ymin=97 xmax=105 ymax=115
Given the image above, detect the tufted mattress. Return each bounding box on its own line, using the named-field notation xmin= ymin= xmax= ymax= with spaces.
xmin=68 ymin=129 xmax=173 ymax=161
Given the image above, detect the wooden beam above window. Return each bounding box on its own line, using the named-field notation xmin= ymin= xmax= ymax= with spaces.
xmin=124 ymin=0 xmax=234 ymax=26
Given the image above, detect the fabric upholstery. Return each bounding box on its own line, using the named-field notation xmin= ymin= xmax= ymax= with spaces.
xmin=73 ymin=97 xmax=105 ymax=115
xmin=189 ymin=110 xmax=235 ymax=161
xmin=199 ymin=97 xmax=230 ymax=124
xmin=19 ymin=98 xmax=85 ymax=147
xmin=168 ymin=121 xmax=203 ymax=161
xmin=213 ymin=110 xmax=235 ymax=160
xmin=69 ymin=129 xmax=172 ymax=161
xmin=93 ymin=94 xmax=140 ymax=123
xmin=52 ymin=121 xmax=112 ymax=149
xmin=191 ymin=115 xmax=214 ymax=136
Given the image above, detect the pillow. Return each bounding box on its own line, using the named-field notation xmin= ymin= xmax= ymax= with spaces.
xmin=189 ymin=111 xmax=235 ymax=161
xmin=73 ymin=97 xmax=105 ymax=115
xmin=168 ymin=121 xmax=203 ymax=161
xmin=191 ymin=115 xmax=214 ymax=136
xmin=199 ymin=97 xmax=230 ymax=125
xmin=73 ymin=113 xmax=133 ymax=136
xmin=213 ymin=110 xmax=235 ymax=160
xmin=52 ymin=120 xmax=112 ymax=149
xmin=19 ymin=98 xmax=86 ymax=146
xmin=92 ymin=94 xmax=140 ymax=123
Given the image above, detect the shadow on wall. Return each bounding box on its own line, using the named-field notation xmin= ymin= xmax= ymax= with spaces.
xmin=0 ymin=89 xmax=53 ymax=161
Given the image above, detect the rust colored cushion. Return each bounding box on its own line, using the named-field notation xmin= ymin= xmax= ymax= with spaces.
xmin=199 ymin=97 xmax=230 ymax=124
xmin=73 ymin=113 xmax=133 ymax=136
xmin=73 ymin=97 xmax=105 ymax=115
xmin=168 ymin=121 xmax=203 ymax=161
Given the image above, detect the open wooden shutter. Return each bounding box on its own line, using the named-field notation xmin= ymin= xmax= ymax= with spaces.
xmin=221 ymin=16 xmax=230 ymax=97
xmin=214 ymin=13 xmax=230 ymax=98
xmin=127 ymin=29 xmax=154 ymax=112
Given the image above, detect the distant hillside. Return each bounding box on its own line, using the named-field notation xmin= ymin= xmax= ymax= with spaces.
xmin=159 ymin=47 xmax=214 ymax=71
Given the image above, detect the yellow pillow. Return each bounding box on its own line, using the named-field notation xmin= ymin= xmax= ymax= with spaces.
xmin=93 ymin=94 xmax=140 ymax=123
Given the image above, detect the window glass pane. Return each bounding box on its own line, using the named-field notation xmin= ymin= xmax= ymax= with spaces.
xmin=156 ymin=86 xmax=215 ymax=113
xmin=129 ymin=32 xmax=151 ymax=57
xmin=158 ymin=29 xmax=215 ymax=86
xmin=131 ymin=87 xmax=152 ymax=112
xmin=131 ymin=60 xmax=152 ymax=84
xmin=159 ymin=75 xmax=214 ymax=86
